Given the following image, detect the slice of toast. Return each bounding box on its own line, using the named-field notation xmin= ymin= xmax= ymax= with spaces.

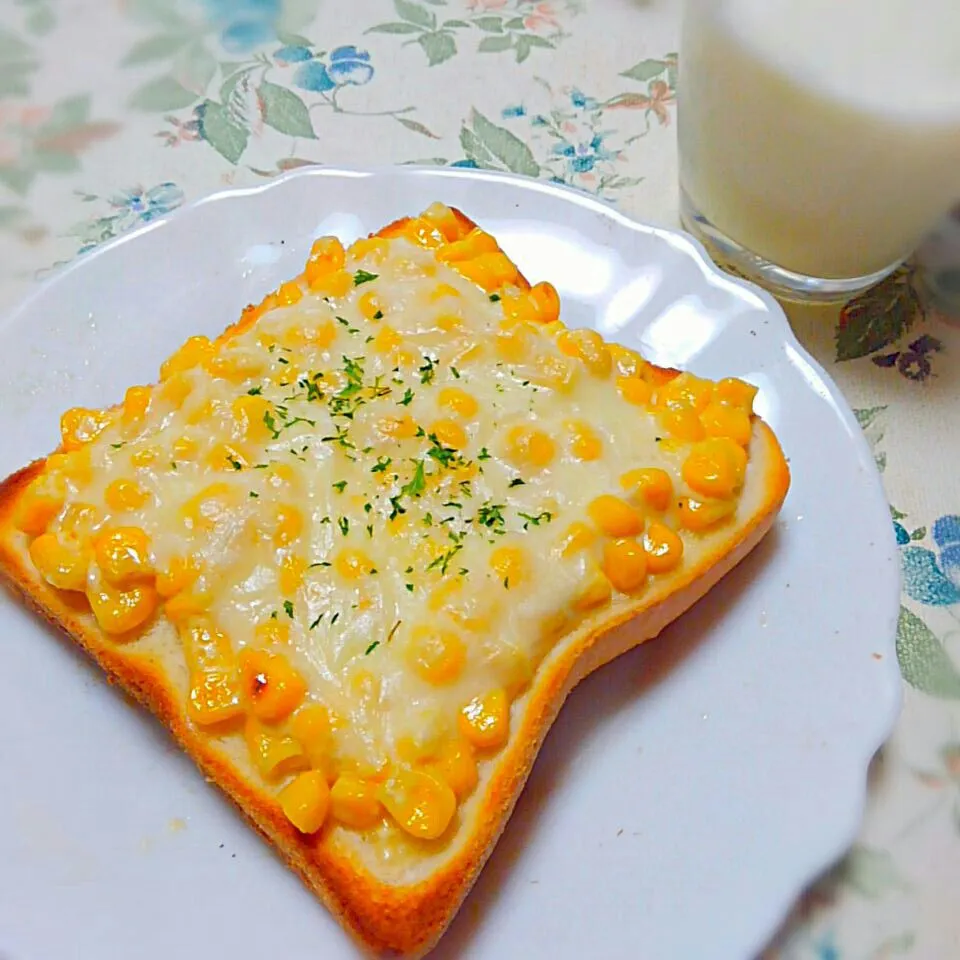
xmin=0 ymin=204 xmax=789 ymax=957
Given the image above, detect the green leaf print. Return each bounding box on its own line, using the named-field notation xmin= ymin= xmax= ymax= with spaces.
xmin=129 ymin=75 xmax=197 ymax=111
xmin=418 ymin=32 xmax=457 ymax=66
xmin=460 ymin=110 xmax=540 ymax=177
xmin=897 ymin=605 xmax=960 ymax=699
xmin=854 ymin=405 xmax=888 ymax=431
xmin=258 ymin=81 xmax=315 ymax=138
xmin=198 ymin=99 xmax=249 ymax=164
xmin=474 ymin=16 xmax=504 ymax=32
xmin=621 ymin=58 xmax=670 ymax=82
xmin=515 ymin=34 xmax=552 ymax=62
xmin=835 ymin=267 xmax=923 ymax=361
xmin=478 ymin=35 xmax=514 ymax=53
xmin=173 ymin=40 xmax=217 ymax=96
xmin=395 ymin=0 xmax=436 ymax=30
xmin=366 ymin=21 xmax=423 ymax=34
xmin=394 ymin=116 xmax=440 ymax=139
xmin=122 ymin=34 xmax=189 ymax=67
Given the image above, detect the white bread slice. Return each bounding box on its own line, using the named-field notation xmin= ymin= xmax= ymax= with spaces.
xmin=0 ymin=206 xmax=789 ymax=957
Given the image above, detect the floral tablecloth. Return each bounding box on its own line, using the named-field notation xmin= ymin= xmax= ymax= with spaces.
xmin=2 ymin=2 xmax=959 ymax=957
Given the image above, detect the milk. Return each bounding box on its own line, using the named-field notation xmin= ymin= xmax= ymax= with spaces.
xmin=679 ymin=0 xmax=960 ymax=282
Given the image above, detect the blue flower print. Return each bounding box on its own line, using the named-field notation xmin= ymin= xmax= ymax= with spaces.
xmin=112 ymin=183 xmax=184 ymax=224
xmin=200 ymin=0 xmax=281 ymax=53
xmin=501 ymin=105 xmax=526 ymax=119
xmin=551 ymin=132 xmax=615 ymax=176
xmin=570 ymin=88 xmax=599 ymax=110
xmin=327 ymin=46 xmax=374 ymax=86
xmin=294 ymin=60 xmax=335 ymax=93
xmin=900 ymin=514 xmax=960 ymax=606
xmin=274 ymin=45 xmax=313 ymax=64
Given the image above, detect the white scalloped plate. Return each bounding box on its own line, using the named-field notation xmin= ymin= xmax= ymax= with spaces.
xmin=0 ymin=168 xmax=901 ymax=960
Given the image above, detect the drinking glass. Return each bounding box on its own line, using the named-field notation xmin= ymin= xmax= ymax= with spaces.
xmin=678 ymin=0 xmax=960 ymax=302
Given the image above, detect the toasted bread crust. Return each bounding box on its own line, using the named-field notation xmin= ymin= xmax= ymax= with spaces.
xmin=0 ymin=211 xmax=790 ymax=958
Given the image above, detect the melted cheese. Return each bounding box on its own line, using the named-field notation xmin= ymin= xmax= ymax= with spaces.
xmin=23 ymin=206 xmax=757 ymax=839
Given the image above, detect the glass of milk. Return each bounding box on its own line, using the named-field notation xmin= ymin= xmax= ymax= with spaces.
xmin=678 ymin=0 xmax=960 ymax=302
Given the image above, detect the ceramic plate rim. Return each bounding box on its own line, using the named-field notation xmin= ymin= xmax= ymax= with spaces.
xmin=0 ymin=165 xmax=903 ymax=959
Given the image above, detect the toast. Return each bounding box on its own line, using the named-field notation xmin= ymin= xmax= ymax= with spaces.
xmin=0 ymin=204 xmax=789 ymax=957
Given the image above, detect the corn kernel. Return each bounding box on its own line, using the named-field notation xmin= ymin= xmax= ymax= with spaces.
xmin=279 ymin=770 xmax=329 ymax=834
xmin=459 ymin=688 xmax=509 ymax=751
xmin=347 ymin=235 xmax=389 ymax=262
xmin=430 ymin=419 xmax=467 ymax=450
xmin=59 ymin=502 xmax=99 ymax=538
xmin=682 ymin=438 xmax=748 ymax=500
xmin=14 ymin=475 xmax=65 ymax=535
xmin=290 ymin=702 xmax=333 ymax=768
xmin=266 ymin=462 xmax=296 ymax=489
xmin=131 ymin=446 xmax=160 ymax=468
xmin=643 ymin=521 xmax=684 ymax=573
xmin=454 ymin=251 xmax=519 ymax=292
xmin=279 ymin=553 xmax=307 ymax=595
xmin=273 ymin=504 xmax=304 ymax=546
xmin=715 ymin=377 xmax=758 ymax=410
xmin=335 ymin=548 xmax=374 ymax=580
xmin=430 ymin=282 xmax=460 ymax=302
xmin=424 ymin=202 xmax=468 ymax=241
xmin=87 ymin=579 xmax=158 ymax=635
xmin=701 ymin=402 xmax=752 ymax=447
xmin=504 ymin=281 xmax=561 ymax=326
xmin=426 ymin=739 xmax=478 ymax=800
xmin=330 ymin=775 xmax=382 ymax=829
xmin=567 ymin=421 xmax=603 ymax=461
xmin=158 ymin=372 xmax=193 ymax=408
xmin=357 ymin=290 xmax=383 ymax=321
xmin=255 ymin=618 xmax=291 ymax=646
xmin=558 ymin=521 xmax=595 ymax=557
xmin=620 ymin=467 xmax=673 ymax=512
xmin=94 ymin=526 xmax=152 ymax=585
xmin=104 ymin=478 xmax=149 ymax=513
xmin=240 ymin=648 xmax=307 ymax=723
xmin=530 ymin=352 xmax=577 ymax=391
xmin=377 ymin=414 xmax=417 ymax=441
xmin=60 ymin=406 xmax=111 ymax=452
xmin=658 ymin=407 xmax=706 ymax=442
xmin=496 ymin=322 xmax=535 ymax=363
xmin=435 ymin=228 xmax=498 ymax=264
xmin=188 ymin=669 xmax=243 ymax=726
xmin=276 ymin=280 xmax=303 ymax=306
xmin=406 ymin=625 xmax=466 ymax=686
xmin=379 ymin=769 xmax=457 ymax=840
xmin=160 ymin=336 xmax=215 ymax=381
xmin=587 ymin=495 xmax=643 ymax=538
xmin=602 ymin=538 xmax=648 ymax=594
xmin=658 ymin=373 xmax=714 ymax=413
xmin=372 ymin=325 xmax=402 ymax=353
xmin=245 ymin=717 xmax=309 ymax=780
xmin=231 ymin=394 xmax=272 ymax=441
xmin=617 ymin=375 xmax=653 ymax=407
xmin=490 ymin=546 xmax=528 ymax=588
xmin=171 ymin=435 xmax=200 ymax=461
xmin=204 ymin=350 xmax=265 ymax=383
xmin=505 ymin=425 xmax=555 ymax=469
xmin=437 ymin=387 xmax=478 ymax=419
xmin=609 ymin=344 xmax=646 ymax=379
xmin=155 ymin=554 xmax=201 ymax=598
xmin=556 ymin=328 xmax=612 ymax=377
xmin=47 ymin=450 xmax=93 ymax=486
xmin=122 ymin=385 xmax=152 ymax=426
xmin=677 ymin=496 xmax=737 ymax=531
xmin=309 ymin=269 xmax=352 ymax=298
xmin=305 ymin=236 xmax=346 ymax=286
xmin=164 ymin=589 xmax=213 ymax=622
xmin=435 ymin=313 xmax=462 ymax=333
xmin=206 ymin=442 xmax=248 ymax=472
xmin=29 ymin=533 xmax=89 ymax=591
